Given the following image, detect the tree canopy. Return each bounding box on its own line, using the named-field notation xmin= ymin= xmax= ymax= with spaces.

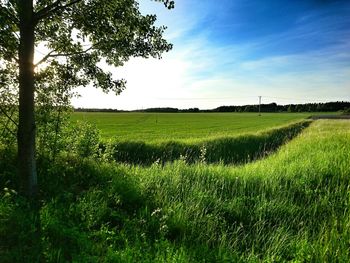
xmin=0 ymin=0 xmax=174 ymax=196
xmin=1 ymin=0 xmax=173 ymax=94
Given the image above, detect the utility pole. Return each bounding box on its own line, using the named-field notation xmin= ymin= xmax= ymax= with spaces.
xmin=258 ymin=96 xmax=262 ymax=116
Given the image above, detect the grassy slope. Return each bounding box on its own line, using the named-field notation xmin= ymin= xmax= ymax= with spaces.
xmin=71 ymin=112 xmax=310 ymax=141
xmin=118 ymin=120 xmax=349 ymax=262
xmin=134 ymin=120 xmax=350 ymax=261
xmin=1 ymin=120 xmax=349 ymax=262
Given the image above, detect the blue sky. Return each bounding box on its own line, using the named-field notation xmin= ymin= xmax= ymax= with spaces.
xmin=73 ymin=0 xmax=350 ymax=109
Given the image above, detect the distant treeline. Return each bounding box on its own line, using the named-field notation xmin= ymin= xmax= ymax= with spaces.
xmin=74 ymin=108 xmax=128 ymax=113
xmin=135 ymin=107 xmax=200 ymax=113
xmin=214 ymin=102 xmax=350 ymax=113
xmin=74 ymin=101 xmax=350 ymax=113
xmin=74 ymin=107 xmax=201 ymax=113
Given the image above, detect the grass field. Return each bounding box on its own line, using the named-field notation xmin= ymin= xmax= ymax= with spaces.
xmin=108 ymin=121 xmax=310 ymax=165
xmin=71 ymin=112 xmax=311 ymax=141
xmin=1 ymin=118 xmax=349 ymax=262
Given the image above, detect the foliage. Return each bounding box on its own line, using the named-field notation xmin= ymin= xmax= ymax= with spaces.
xmin=0 ymin=61 xmax=18 ymax=147
xmin=1 ymin=0 xmax=173 ymax=93
xmin=63 ymin=121 xmax=101 ymax=158
xmin=37 ymin=116 xmax=108 ymax=160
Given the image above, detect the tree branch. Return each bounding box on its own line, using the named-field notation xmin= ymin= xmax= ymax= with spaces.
xmin=34 ymin=0 xmax=83 ymax=22
xmin=34 ymin=49 xmax=56 ymax=67
xmin=34 ymin=0 xmax=63 ymax=20
xmin=12 ymin=31 xmax=20 ymax=40
xmin=34 ymin=45 xmax=94 ymax=67
xmin=0 ymin=105 xmax=18 ymax=127
xmin=1 ymin=121 xmax=17 ymax=137
xmin=49 ymin=46 xmax=94 ymax=57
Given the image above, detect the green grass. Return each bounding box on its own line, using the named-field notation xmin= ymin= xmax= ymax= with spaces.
xmin=71 ymin=112 xmax=311 ymax=141
xmin=1 ymin=120 xmax=349 ymax=262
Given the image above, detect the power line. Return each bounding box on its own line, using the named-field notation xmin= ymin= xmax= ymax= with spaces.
xmin=154 ymin=95 xmax=348 ymax=103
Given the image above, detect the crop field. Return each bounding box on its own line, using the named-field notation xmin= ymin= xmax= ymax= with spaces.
xmin=71 ymin=112 xmax=311 ymax=141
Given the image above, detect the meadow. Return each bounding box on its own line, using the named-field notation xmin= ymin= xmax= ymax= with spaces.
xmin=1 ymin=115 xmax=349 ymax=262
xmin=71 ymin=112 xmax=311 ymax=141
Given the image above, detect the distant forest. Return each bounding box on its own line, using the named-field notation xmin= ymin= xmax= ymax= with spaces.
xmin=75 ymin=101 xmax=350 ymax=113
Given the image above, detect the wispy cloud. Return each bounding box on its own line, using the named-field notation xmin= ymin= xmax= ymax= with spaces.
xmin=73 ymin=0 xmax=350 ymax=109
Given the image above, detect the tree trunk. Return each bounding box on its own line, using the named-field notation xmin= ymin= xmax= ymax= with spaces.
xmin=18 ymin=0 xmax=37 ymax=197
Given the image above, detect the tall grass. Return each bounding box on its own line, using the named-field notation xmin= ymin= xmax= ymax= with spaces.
xmin=0 ymin=120 xmax=349 ymax=262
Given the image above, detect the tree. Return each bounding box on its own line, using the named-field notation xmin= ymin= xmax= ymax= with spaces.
xmin=0 ymin=0 xmax=174 ymax=197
